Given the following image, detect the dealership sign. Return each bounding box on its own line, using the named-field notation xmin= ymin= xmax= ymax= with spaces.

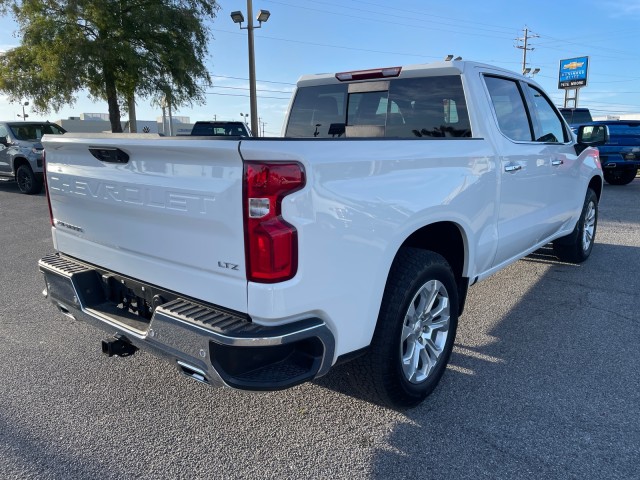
xmin=558 ymin=56 xmax=589 ymax=89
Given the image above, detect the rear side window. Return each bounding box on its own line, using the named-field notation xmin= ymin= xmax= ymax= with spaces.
xmin=484 ymin=76 xmax=532 ymax=142
xmin=284 ymin=76 xmax=471 ymax=139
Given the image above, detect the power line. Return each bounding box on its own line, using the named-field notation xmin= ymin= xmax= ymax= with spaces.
xmin=210 ymin=73 xmax=295 ymax=86
xmin=260 ymin=0 xmax=516 ymax=41
xmin=211 ymin=84 xmax=293 ymax=94
xmin=204 ymin=91 xmax=290 ymax=100
xmin=215 ymin=29 xmax=441 ymax=60
xmin=266 ymin=0 xmax=518 ymax=37
xmin=345 ymin=0 xmax=518 ymax=34
xmin=535 ymin=32 xmax=634 ymax=57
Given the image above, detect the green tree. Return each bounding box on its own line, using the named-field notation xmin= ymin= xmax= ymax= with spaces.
xmin=0 ymin=0 xmax=218 ymax=132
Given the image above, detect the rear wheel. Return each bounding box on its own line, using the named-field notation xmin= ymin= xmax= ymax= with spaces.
xmin=553 ymin=188 xmax=598 ymax=263
xmin=352 ymin=248 xmax=458 ymax=408
xmin=603 ymin=168 xmax=637 ymax=185
xmin=16 ymin=164 xmax=43 ymax=194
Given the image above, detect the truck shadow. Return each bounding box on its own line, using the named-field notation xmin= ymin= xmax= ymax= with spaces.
xmin=600 ymin=179 xmax=640 ymax=225
xmin=0 ymin=179 xmax=46 ymax=196
xmin=315 ymin=242 xmax=640 ymax=479
xmin=0 ymin=179 xmax=20 ymax=192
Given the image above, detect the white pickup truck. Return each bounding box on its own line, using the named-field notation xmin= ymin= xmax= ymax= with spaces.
xmin=39 ymin=61 xmax=604 ymax=408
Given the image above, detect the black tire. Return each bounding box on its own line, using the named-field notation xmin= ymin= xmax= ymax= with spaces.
xmin=16 ymin=164 xmax=43 ymax=195
xmin=603 ymin=168 xmax=637 ymax=186
xmin=553 ymin=188 xmax=598 ymax=263
xmin=351 ymin=248 xmax=459 ymax=408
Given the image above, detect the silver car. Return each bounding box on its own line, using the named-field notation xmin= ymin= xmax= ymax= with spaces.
xmin=0 ymin=121 xmax=65 ymax=194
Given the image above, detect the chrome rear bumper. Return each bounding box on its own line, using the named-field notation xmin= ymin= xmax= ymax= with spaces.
xmin=39 ymin=253 xmax=335 ymax=390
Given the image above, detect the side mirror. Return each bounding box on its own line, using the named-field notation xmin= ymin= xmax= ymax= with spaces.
xmin=577 ymin=124 xmax=608 ymax=146
xmin=0 ymin=136 xmax=8 ymax=146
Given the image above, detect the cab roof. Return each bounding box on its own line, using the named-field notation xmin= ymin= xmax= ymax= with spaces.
xmin=295 ymin=60 xmax=525 ymax=87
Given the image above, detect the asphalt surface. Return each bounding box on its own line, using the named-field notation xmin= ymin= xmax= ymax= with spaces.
xmin=1 ymin=177 xmax=639 ymax=479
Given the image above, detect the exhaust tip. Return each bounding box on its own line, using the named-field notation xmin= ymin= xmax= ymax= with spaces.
xmin=177 ymin=361 xmax=209 ymax=384
xmin=57 ymin=304 xmax=76 ymax=320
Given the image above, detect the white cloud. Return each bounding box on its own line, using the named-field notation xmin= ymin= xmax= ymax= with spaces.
xmin=0 ymin=44 xmax=18 ymax=53
xmin=604 ymin=0 xmax=640 ymax=17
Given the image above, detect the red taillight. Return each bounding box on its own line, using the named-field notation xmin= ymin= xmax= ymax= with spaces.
xmin=335 ymin=66 xmax=402 ymax=82
xmin=243 ymin=162 xmax=305 ymax=283
xmin=43 ymin=150 xmax=54 ymax=227
xmin=594 ymin=148 xmax=602 ymax=169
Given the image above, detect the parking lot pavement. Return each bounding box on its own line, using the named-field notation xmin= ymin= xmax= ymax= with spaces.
xmin=1 ymin=178 xmax=638 ymax=480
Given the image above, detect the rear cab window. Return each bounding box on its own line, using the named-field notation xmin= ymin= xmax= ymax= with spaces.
xmin=285 ymin=76 xmax=472 ymax=139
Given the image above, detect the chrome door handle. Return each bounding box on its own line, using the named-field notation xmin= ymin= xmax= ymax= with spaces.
xmin=551 ymin=159 xmax=564 ymax=166
xmin=504 ymin=164 xmax=522 ymax=173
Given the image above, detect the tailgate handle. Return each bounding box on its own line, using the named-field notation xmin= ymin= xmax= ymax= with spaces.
xmin=89 ymin=147 xmax=130 ymax=164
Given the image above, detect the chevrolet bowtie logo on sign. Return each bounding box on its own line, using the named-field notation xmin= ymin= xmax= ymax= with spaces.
xmin=563 ymin=61 xmax=585 ymax=70
xmin=559 ymin=56 xmax=589 ymax=89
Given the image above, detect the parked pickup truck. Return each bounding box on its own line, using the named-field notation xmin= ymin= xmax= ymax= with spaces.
xmin=0 ymin=121 xmax=65 ymax=194
xmin=577 ymin=120 xmax=640 ymax=185
xmin=39 ymin=61 xmax=604 ymax=408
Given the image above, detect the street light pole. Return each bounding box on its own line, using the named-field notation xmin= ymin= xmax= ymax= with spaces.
xmin=231 ymin=3 xmax=270 ymax=138
xmin=17 ymin=101 xmax=29 ymax=121
xmin=240 ymin=113 xmax=249 ymax=130
xmin=246 ymin=0 xmax=258 ymax=137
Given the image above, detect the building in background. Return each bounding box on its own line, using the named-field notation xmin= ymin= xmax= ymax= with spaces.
xmin=592 ymin=113 xmax=640 ymax=121
xmin=54 ymin=113 xmax=193 ymax=135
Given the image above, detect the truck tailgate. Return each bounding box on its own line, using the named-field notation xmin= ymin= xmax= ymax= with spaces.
xmin=42 ymin=135 xmax=247 ymax=313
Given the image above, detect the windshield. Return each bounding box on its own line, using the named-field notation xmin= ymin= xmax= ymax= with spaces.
xmin=9 ymin=123 xmax=66 ymax=141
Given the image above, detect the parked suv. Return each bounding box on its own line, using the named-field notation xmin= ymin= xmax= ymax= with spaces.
xmin=578 ymin=121 xmax=640 ymax=185
xmin=0 ymin=121 xmax=66 ymax=194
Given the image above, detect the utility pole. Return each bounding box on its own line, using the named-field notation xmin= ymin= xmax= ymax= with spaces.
xmin=259 ymin=117 xmax=266 ymax=137
xmin=516 ymin=27 xmax=539 ymax=75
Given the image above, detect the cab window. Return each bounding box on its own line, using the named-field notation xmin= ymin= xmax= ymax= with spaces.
xmin=285 ymin=75 xmax=471 ymax=139
xmin=385 ymin=76 xmax=471 ymax=138
xmin=484 ymin=75 xmax=532 ymax=142
xmin=525 ymin=84 xmax=567 ymax=143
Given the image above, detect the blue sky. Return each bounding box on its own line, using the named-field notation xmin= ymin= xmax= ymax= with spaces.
xmin=2 ymin=0 xmax=640 ymax=135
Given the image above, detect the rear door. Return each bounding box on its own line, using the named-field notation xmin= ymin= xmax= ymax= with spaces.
xmin=43 ymin=135 xmax=248 ymax=312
